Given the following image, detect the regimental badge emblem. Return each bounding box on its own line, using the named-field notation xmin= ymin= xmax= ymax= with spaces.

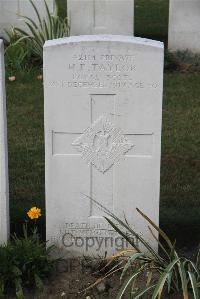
xmin=72 ymin=115 xmax=134 ymax=173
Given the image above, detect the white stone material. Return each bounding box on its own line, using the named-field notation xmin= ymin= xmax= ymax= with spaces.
xmin=44 ymin=35 xmax=164 ymax=256
xmin=168 ymin=0 xmax=200 ymax=52
xmin=68 ymin=0 xmax=134 ymax=36
xmin=0 ymin=0 xmax=55 ymax=38
xmin=0 ymin=40 xmax=9 ymax=245
xmin=72 ymin=115 xmax=134 ymax=173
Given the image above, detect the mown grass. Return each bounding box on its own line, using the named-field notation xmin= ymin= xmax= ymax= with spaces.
xmin=135 ymin=0 xmax=169 ymax=41
xmin=6 ymin=70 xmax=45 ymax=236
xmin=161 ymin=73 xmax=200 ymax=246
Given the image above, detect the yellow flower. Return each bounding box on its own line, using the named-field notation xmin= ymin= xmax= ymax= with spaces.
xmin=27 ymin=207 xmax=41 ymax=220
xmin=37 ymin=74 xmax=43 ymax=80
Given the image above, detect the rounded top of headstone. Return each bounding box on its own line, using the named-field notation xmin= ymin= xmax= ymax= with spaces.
xmin=44 ymin=35 xmax=164 ymax=50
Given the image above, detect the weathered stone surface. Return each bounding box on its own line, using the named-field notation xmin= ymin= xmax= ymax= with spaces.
xmin=68 ymin=0 xmax=134 ymax=36
xmin=0 ymin=39 xmax=9 ymax=244
xmin=0 ymin=0 xmax=55 ymax=38
xmin=168 ymin=0 xmax=200 ymax=52
xmin=44 ymin=35 xmax=164 ymax=256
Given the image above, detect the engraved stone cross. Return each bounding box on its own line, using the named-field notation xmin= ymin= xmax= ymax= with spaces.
xmin=72 ymin=115 xmax=134 ymax=173
xmin=52 ymin=94 xmax=153 ymax=217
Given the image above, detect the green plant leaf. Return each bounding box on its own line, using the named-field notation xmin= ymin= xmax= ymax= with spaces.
xmin=120 ymin=253 xmax=147 ymax=281
xmin=177 ymin=260 xmax=189 ymax=299
xmin=185 ymin=259 xmax=200 ymax=277
xmin=18 ymin=15 xmax=38 ymax=29
xmin=29 ymin=0 xmax=43 ymax=28
xmin=132 ymin=284 xmax=156 ymax=299
xmin=7 ymin=0 xmax=69 ymax=61
xmin=15 ymin=278 xmax=24 ymax=299
xmin=85 ymin=195 xmax=162 ymax=263
xmin=116 ymin=268 xmax=143 ymax=299
xmin=195 ymin=246 xmax=200 ymax=270
xmin=105 ymin=216 xmax=140 ymax=252
xmin=136 ymin=208 xmax=177 ymax=256
xmin=167 ymin=270 xmax=173 ymax=294
xmin=44 ymin=0 xmax=53 ymax=39
xmin=108 ymin=216 xmax=163 ymax=263
xmin=151 ymin=258 xmax=180 ymax=299
xmin=148 ymin=225 xmax=171 ymax=262
xmin=43 ymin=19 xmax=50 ymax=40
xmin=188 ymin=271 xmax=199 ymax=299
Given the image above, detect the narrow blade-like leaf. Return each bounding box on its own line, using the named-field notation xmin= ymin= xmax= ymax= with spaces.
xmin=151 ymin=258 xmax=180 ymax=299
xmin=132 ymin=284 xmax=156 ymax=299
xmin=117 ymin=269 xmax=142 ymax=299
xmin=188 ymin=271 xmax=199 ymax=299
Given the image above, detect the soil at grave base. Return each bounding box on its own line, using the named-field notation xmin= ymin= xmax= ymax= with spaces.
xmin=5 ymin=259 xmax=186 ymax=299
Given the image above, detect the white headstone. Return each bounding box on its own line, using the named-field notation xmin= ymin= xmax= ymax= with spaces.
xmin=68 ymin=0 xmax=134 ymax=36
xmin=0 ymin=0 xmax=55 ymax=38
xmin=0 ymin=40 xmax=9 ymax=245
xmin=44 ymin=35 xmax=164 ymax=256
xmin=168 ymin=0 xmax=200 ymax=52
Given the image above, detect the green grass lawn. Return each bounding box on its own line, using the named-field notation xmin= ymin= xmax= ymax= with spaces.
xmin=161 ymin=73 xmax=200 ymax=246
xmin=6 ymin=70 xmax=45 ymax=236
xmin=135 ymin=0 xmax=169 ymax=41
xmin=6 ymin=70 xmax=200 ymax=247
